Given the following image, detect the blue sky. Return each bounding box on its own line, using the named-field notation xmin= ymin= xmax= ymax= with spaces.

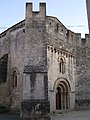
xmin=0 ymin=0 xmax=88 ymax=37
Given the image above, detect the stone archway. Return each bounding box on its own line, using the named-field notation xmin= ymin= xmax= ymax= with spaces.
xmin=54 ymin=78 xmax=71 ymax=110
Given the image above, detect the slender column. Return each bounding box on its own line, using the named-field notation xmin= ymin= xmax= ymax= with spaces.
xmin=64 ymin=92 xmax=67 ymax=110
xmin=86 ymin=0 xmax=90 ymax=33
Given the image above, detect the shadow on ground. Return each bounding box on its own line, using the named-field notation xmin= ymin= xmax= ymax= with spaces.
xmin=0 ymin=113 xmax=20 ymax=120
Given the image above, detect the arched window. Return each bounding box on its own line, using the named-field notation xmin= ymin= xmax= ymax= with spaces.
xmin=12 ymin=68 xmax=19 ymax=88
xmin=59 ymin=58 xmax=65 ymax=74
xmin=12 ymin=71 xmax=17 ymax=88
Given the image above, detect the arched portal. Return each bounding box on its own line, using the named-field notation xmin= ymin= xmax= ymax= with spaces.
xmin=55 ymin=79 xmax=70 ymax=110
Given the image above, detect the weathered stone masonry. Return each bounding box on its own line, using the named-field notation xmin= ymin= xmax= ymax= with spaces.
xmin=0 ymin=1 xmax=90 ymax=119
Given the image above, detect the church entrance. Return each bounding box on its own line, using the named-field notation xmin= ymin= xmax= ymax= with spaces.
xmin=56 ymin=80 xmax=70 ymax=110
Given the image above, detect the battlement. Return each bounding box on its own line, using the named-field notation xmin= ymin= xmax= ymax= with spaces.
xmin=26 ymin=3 xmax=46 ymax=22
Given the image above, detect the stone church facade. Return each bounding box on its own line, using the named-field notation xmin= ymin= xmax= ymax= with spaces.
xmin=0 ymin=1 xmax=90 ymax=116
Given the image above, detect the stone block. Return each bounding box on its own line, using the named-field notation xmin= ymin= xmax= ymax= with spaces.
xmin=21 ymin=100 xmax=50 ymax=120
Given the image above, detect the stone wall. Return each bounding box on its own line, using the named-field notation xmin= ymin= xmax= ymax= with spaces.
xmin=10 ymin=27 xmax=25 ymax=110
xmin=0 ymin=32 xmax=10 ymax=109
xmin=46 ymin=16 xmax=76 ymax=54
xmin=75 ymin=34 xmax=90 ymax=109
xmin=0 ymin=21 xmax=25 ymax=110
xmin=47 ymin=45 xmax=76 ymax=113
xmin=46 ymin=16 xmax=77 ymax=112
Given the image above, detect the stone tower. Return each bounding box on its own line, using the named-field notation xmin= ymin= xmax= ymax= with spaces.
xmin=21 ymin=3 xmax=50 ymax=120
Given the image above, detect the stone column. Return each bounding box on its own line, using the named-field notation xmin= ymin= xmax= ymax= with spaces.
xmin=86 ymin=0 xmax=90 ymax=33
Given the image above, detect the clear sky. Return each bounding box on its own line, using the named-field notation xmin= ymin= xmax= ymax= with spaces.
xmin=0 ymin=0 xmax=88 ymax=37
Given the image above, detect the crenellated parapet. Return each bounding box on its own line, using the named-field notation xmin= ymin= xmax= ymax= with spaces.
xmin=26 ymin=2 xmax=46 ymax=23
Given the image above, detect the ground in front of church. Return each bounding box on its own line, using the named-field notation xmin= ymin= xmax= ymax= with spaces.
xmin=0 ymin=110 xmax=90 ymax=120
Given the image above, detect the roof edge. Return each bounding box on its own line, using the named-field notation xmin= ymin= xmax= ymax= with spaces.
xmin=0 ymin=20 xmax=25 ymax=38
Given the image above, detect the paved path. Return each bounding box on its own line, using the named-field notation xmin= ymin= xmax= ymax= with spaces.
xmin=0 ymin=110 xmax=90 ymax=120
xmin=51 ymin=110 xmax=90 ymax=120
